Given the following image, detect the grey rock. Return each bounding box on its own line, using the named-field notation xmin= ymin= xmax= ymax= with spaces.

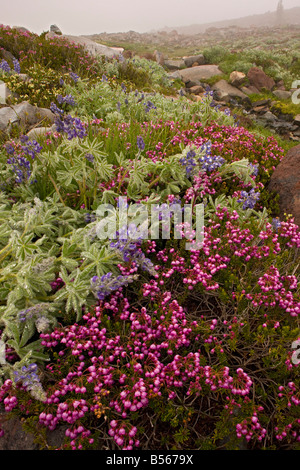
xmin=154 ymin=50 xmax=165 ymax=66
xmin=241 ymin=85 xmax=260 ymax=95
xmin=50 ymin=24 xmax=62 ymax=35
xmin=0 ymin=49 xmax=15 ymax=63
xmin=164 ymin=59 xmax=185 ymax=70
xmin=183 ymin=54 xmax=205 ymax=68
xmin=212 ymin=79 xmax=249 ymax=103
xmin=229 ymin=71 xmax=246 ymax=87
xmin=273 ymin=90 xmax=292 ymax=100
xmin=0 ymin=82 xmax=13 ymax=105
xmin=260 ymin=111 xmax=277 ymax=122
xmin=0 ymin=415 xmax=39 ymax=450
xmin=252 ymin=99 xmax=271 ymax=107
xmin=185 ymin=79 xmax=201 ymax=88
xmin=188 ymin=85 xmax=205 ymax=95
xmin=0 ymin=102 xmax=55 ymax=133
xmin=12 ymin=26 xmax=30 ymax=34
xmin=179 ymin=65 xmax=222 ymax=83
xmin=294 ymin=114 xmax=300 ymax=126
xmin=26 ymin=126 xmax=55 ymax=139
xmin=45 ymin=32 xmax=124 ymax=58
xmin=167 ymin=71 xmax=182 ymax=80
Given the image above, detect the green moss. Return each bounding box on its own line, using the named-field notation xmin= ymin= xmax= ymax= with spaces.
xmin=271 ymin=100 xmax=300 ymax=119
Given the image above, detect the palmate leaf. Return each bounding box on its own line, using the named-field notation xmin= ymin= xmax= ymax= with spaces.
xmin=19 ymin=319 xmax=36 ymax=349
xmin=75 ymin=136 xmax=106 ymax=159
xmin=219 ymin=159 xmax=256 ymax=187
xmin=80 ymin=244 xmax=119 ymax=277
xmin=13 ymin=233 xmax=47 ymax=261
xmin=7 ymin=338 xmax=49 ymax=362
xmin=54 ymin=267 xmax=91 ymax=320
xmin=99 ymin=189 xmax=121 ymax=206
xmin=94 ymin=156 xmax=114 ymax=182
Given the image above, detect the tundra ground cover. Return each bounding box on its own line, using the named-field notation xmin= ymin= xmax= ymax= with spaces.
xmin=0 ymin=25 xmax=299 ymax=451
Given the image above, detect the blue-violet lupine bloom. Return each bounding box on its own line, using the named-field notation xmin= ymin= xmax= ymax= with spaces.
xmin=4 ymin=143 xmax=15 ymax=155
xmin=0 ymin=60 xmax=11 ymax=73
xmin=13 ymin=58 xmax=21 ymax=74
xmin=249 ymin=163 xmax=259 ymax=177
xmin=13 ymin=363 xmax=46 ymax=402
xmin=84 ymin=213 xmax=96 ymax=224
xmin=198 ymin=154 xmax=225 ymax=172
xmin=204 ymin=86 xmax=214 ymax=97
xmin=137 ymin=136 xmax=145 ymax=152
xmin=179 ymin=150 xmax=197 ymax=177
xmin=50 ymin=102 xmax=64 ymax=117
xmin=238 ymin=189 xmax=260 ymax=210
xmin=70 ymin=72 xmax=79 ymax=83
xmin=272 ymin=218 xmax=282 ymax=232
xmin=110 ymin=224 xmax=156 ymax=275
xmin=56 ymin=94 xmax=76 ymax=106
xmin=21 ymin=139 xmax=43 ymax=159
xmin=18 ymin=303 xmax=50 ymax=323
xmin=85 ymin=153 xmax=94 ymax=163
xmin=7 ymin=155 xmax=31 ymax=184
xmin=90 ymin=272 xmax=138 ymax=301
xmin=144 ymin=101 xmax=156 ymax=113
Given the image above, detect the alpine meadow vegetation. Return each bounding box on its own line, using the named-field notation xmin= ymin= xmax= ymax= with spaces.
xmin=0 ymin=24 xmax=299 ymax=451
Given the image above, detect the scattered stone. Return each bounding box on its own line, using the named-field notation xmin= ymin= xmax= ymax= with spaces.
xmin=247 ymin=67 xmax=275 ymax=92
xmin=0 ymin=415 xmax=39 ymax=450
xmin=0 ymin=82 xmax=12 ymax=105
xmin=183 ymin=54 xmax=205 ymax=68
xmin=273 ymin=90 xmax=292 ymax=100
xmin=260 ymin=111 xmax=277 ymax=122
xmin=0 ymin=49 xmax=15 ymax=63
xmin=167 ymin=71 xmax=182 ymax=80
xmin=294 ymin=115 xmax=300 ymax=126
xmin=12 ymin=26 xmax=30 ymax=34
xmin=212 ymin=79 xmax=249 ymax=103
xmin=26 ymin=126 xmax=55 ymax=139
xmin=241 ymin=85 xmax=260 ymax=95
xmin=229 ymin=71 xmax=246 ymax=87
xmin=179 ymin=65 xmax=222 ymax=83
xmin=154 ymin=50 xmax=165 ymax=66
xmin=252 ymin=99 xmax=271 ymax=108
xmin=45 ymin=32 xmax=123 ymax=58
xmin=0 ymin=102 xmax=55 ymax=133
xmin=0 ymin=412 xmax=67 ymax=450
xmin=188 ymin=85 xmax=205 ymax=95
xmin=252 ymin=105 xmax=269 ymax=114
xmin=50 ymin=24 xmax=62 ymax=35
xmin=164 ymin=59 xmax=185 ymax=70
xmin=268 ymin=143 xmax=300 ymax=226
xmin=275 ymin=80 xmax=286 ymax=90
xmin=184 ymin=79 xmax=201 ymax=88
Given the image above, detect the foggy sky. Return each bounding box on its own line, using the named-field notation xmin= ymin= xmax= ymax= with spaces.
xmin=1 ymin=0 xmax=299 ymax=35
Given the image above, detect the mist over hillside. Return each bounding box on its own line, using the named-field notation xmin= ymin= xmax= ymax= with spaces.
xmin=157 ymin=6 xmax=300 ymax=35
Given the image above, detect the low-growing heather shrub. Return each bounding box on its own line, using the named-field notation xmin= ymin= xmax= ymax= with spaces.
xmin=0 ymin=36 xmax=299 ymax=451
xmin=0 ymin=25 xmax=100 ymax=79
